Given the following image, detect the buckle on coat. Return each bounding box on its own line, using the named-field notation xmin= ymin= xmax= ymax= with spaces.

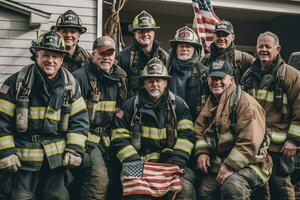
xmin=31 ymin=135 xmax=40 ymax=143
xmin=94 ymin=127 xmax=103 ymax=135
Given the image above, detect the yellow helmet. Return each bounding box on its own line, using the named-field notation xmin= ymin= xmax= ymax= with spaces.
xmin=169 ymin=26 xmax=202 ymax=50
xmin=129 ymin=10 xmax=160 ymax=32
xmin=140 ymin=57 xmax=170 ymax=79
xmin=54 ymin=10 xmax=87 ymax=34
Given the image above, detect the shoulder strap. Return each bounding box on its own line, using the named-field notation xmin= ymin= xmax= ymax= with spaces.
xmin=229 ymin=85 xmax=242 ymax=137
xmin=129 ymin=50 xmax=137 ymax=69
xmin=131 ymin=95 xmax=141 ymax=126
xmin=61 ymin=68 xmax=76 ymax=98
xmin=16 ymin=64 xmax=35 ymax=100
xmin=168 ymin=91 xmax=177 ymax=125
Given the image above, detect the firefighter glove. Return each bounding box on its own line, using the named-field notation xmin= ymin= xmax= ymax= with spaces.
xmin=0 ymin=154 xmax=21 ymax=172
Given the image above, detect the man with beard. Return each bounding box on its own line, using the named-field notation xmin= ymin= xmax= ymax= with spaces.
xmin=111 ymin=57 xmax=196 ymax=200
xmin=0 ymin=30 xmax=89 ymax=199
xmin=117 ymin=10 xmax=168 ymax=97
xmin=202 ymin=20 xmax=254 ymax=84
xmin=168 ymin=26 xmax=208 ymax=121
xmin=241 ymin=31 xmax=300 ymax=200
xmin=72 ymin=36 xmax=127 ymax=200
xmin=53 ymin=10 xmax=91 ymax=72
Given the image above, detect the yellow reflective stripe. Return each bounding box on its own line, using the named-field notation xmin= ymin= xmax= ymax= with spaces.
xmin=142 ymin=126 xmax=166 ymax=140
xmin=0 ymin=135 xmax=15 ymax=150
xmin=66 ymin=133 xmax=87 ymax=148
xmin=288 ymin=124 xmax=300 ymax=137
xmin=96 ymin=101 xmax=116 ymax=112
xmin=177 ymin=119 xmax=194 ymax=131
xmin=195 ymin=139 xmax=209 ymax=149
xmin=283 ymin=94 xmax=288 ymax=105
xmin=29 ymin=107 xmax=46 ymax=120
xmin=44 ymin=140 xmax=65 ymax=157
xmin=87 ymin=132 xmax=101 ymax=144
xmin=45 ymin=106 xmax=61 ymax=121
xmin=116 ymin=145 xmax=137 ymax=163
xmin=219 ymin=131 xmax=234 ymax=144
xmin=102 ymin=136 xmax=111 ymax=147
xmin=16 ymin=148 xmax=44 ymax=162
xmin=270 ymin=131 xmax=287 ymax=144
xmin=256 ymin=89 xmax=274 ymax=103
xmin=174 ymin=138 xmax=194 ymax=155
xmin=228 ymin=148 xmax=250 ymax=168
xmin=70 ymin=97 xmax=86 ymax=116
xmin=0 ymin=99 xmax=15 ymax=117
xmin=111 ymin=128 xmax=131 ymax=141
xmin=141 ymin=152 xmax=160 ymax=162
xmin=249 ymin=165 xmax=271 ymax=183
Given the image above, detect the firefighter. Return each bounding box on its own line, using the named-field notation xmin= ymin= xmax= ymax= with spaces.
xmin=202 ymin=20 xmax=255 ymax=84
xmin=194 ymin=60 xmax=272 ymax=199
xmin=241 ymin=31 xmax=300 ymax=200
xmin=53 ymin=9 xmax=92 ymax=72
xmin=117 ymin=10 xmax=169 ymax=97
xmin=72 ymin=36 xmax=127 ymax=200
xmin=111 ymin=57 xmax=196 ymax=199
xmin=168 ymin=26 xmax=208 ymax=121
xmin=0 ymin=30 xmax=89 ymax=199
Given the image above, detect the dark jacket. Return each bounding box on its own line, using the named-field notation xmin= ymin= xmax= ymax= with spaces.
xmin=63 ymin=45 xmax=92 ymax=72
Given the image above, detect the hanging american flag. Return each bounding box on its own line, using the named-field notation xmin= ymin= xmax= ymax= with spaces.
xmin=192 ymin=0 xmax=220 ymax=48
xmin=121 ymin=161 xmax=184 ymax=198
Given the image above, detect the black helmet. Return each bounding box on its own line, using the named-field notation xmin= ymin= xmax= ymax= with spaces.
xmin=129 ymin=10 xmax=160 ymax=32
xmin=30 ymin=30 xmax=68 ymax=55
xmin=140 ymin=57 xmax=170 ymax=79
xmin=54 ymin=10 xmax=87 ymax=34
xmin=169 ymin=26 xmax=202 ymax=50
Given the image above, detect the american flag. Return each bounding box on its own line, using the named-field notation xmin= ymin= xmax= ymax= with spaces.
xmin=121 ymin=161 xmax=184 ymax=198
xmin=192 ymin=0 xmax=220 ymax=48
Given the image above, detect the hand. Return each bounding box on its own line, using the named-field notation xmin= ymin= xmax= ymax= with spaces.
xmin=197 ymin=154 xmax=210 ymax=174
xmin=0 ymin=154 xmax=21 ymax=172
xmin=63 ymin=152 xmax=82 ymax=167
xmin=216 ymin=164 xmax=234 ymax=185
xmin=281 ymin=141 xmax=297 ymax=158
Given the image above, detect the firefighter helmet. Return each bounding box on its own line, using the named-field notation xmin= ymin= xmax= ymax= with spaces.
xmin=169 ymin=26 xmax=202 ymax=49
xmin=129 ymin=10 xmax=160 ymax=32
xmin=30 ymin=30 xmax=68 ymax=54
xmin=140 ymin=57 xmax=170 ymax=79
xmin=54 ymin=10 xmax=87 ymax=34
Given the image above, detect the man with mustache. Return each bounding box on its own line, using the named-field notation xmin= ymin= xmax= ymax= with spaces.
xmin=168 ymin=26 xmax=208 ymax=121
xmin=202 ymin=20 xmax=254 ymax=84
xmin=72 ymin=36 xmax=127 ymax=199
xmin=195 ymin=59 xmax=272 ymax=200
xmin=53 ymin=10 xmax=91 ymax=72
xmin=111 ymin=57 xmax=196 ymax=200
xmin=242 ymin=31 xmax=300 ymax=200
xmin=117 ymin=10 xmax=168 ymax=97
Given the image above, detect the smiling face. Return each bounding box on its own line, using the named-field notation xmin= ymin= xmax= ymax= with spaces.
xmin=176 ymin=43 xmax=195 ymax=60
xmin=134 ymin=29 xmax=155 ymax=51
xmin=213 ymin=31 xmax=235 ymax=52
xmin=256 ymin=34 xmax=281 ymax=70
xmin=58 ymin=28 xmax=81 ymax=50
xmin=143 ymin=77 xmax=168 ymax=102
xmin=208 ymin=75 xmax=234 ymax=99
xmin=36 ymin=49 xmax=64 ymax=79
xmin=92 ymin=49 xmax=116 ymax=73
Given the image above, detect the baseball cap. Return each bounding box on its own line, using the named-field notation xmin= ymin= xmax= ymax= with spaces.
xmin=92 ymin=36 xmax=116 ymax=53
xmin=215 ymin=20 xmax=234 ymax=34
xmin=208 ymin=60 xmax=234 ymax=78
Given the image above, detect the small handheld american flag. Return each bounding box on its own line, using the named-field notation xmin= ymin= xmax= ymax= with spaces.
xmin=121 ymin=161 xmax=184 ymax=199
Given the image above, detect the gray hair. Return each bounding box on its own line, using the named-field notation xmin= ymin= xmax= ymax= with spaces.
xmin=257 ymin=31 xmax=280 ymax=46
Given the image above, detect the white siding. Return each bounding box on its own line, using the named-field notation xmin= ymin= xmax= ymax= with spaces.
xmin=0 ymin=0 xmax=97 ymax=85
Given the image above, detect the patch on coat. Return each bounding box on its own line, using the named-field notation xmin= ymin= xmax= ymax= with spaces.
xmin=0 ymin=84 xmax=10 ymax=94
xmin=242 ymin=108 xmax=256 ymax=120
xmin=115 ymin=109 xmax=124 ymax=119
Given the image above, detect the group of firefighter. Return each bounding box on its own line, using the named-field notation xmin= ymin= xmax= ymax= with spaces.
xmin=0 ymin=8 xmax=299 ymax=200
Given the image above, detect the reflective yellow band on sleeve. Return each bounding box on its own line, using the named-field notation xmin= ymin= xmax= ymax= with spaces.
xmin=96 ymin=101 xmax=116 ymax=112
xmin=44 ymin=140 xmax=65 ymax=157
xmin=288 ymin=124 xmax=300 ymax=137
xmin=16 ymin=148 xmax=44 ymax=162
xmin=195 ymin=139 xmax=209 ymax=149
xmin=0 ymin=135 xmax=15 ymax=150
xmin=87 ymin=132 xmax=101 ymax=144
xmin=116 ymin=145 xmax=138 ymax=163
xmin=111 ymin=128 xmax=131 ymax=141
xmin=270 ymin=131 xmax=287 ymax=144
xmin=174 ymin=138 xmax=194 ymax=155
xmin=66 ymin=133 xmax=87 ymax=148
xmin=141 ymin=152 xmax=160 ymax=162
xmin=228 ymin=148 xmax=250 ymax=168
xmin=177 ymin=119 xmax=194 ymax=131
xmin=0 ymin=99 xmax=15 ymax=117
xmin=70 ymin=97 xmax=87 ymax=116
xmin=141 ymin=126 xmax=166 ymax=140
xmin=219 ymin=131 xmax=234 ymax=144
xmin=249 ymin=164 xmax=271 ymax=183
xmin=45 ymin=106 xmax=61 ymax=121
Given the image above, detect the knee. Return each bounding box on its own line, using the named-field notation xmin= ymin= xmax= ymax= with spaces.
xmin=177 ymin=178 xmax=196 ymax=200
xmin=44 ymin=189 xmax=69 ymax=200
xmin=10 ymin=191 xmax=35 ymax=200
xmin=220 ymin=176 xmax=250 ymax=199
